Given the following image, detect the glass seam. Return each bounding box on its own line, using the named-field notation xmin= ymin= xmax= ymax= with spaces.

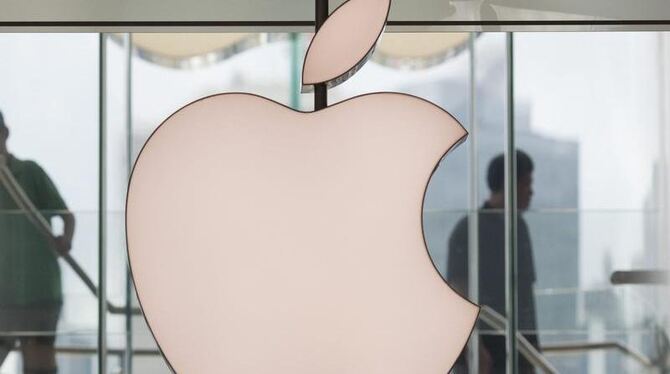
xmin=504 ymin=31 xmax=518 ymax=374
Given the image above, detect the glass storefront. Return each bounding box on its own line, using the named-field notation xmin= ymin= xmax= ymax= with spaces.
xmin=0 ymin=32 xmax=668 ymax=373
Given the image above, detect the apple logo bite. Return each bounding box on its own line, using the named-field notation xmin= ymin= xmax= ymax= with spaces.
xmin=125 ymin=0 xmax=479 ymax=372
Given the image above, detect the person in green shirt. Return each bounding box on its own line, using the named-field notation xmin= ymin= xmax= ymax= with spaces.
xmin=0 ymin=111 xmax=75 ymax=374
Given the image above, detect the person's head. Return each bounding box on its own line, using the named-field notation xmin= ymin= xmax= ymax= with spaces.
xmin=486 ymin=150 xmax=534 ymax=210
xmin=0 ymin=111 xmax=8 ymax=152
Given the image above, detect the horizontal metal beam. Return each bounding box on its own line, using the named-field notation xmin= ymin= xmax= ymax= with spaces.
xmin=2 ymin=20 xmax=670 ymax=26
xmin=1 ymin=20 xmax=670 ymax=32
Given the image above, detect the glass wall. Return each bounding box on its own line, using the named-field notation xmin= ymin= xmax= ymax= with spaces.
xmin=0 ymin=31 xmax=668 ymax=373
xmin=514 ymin=33 xmax=669 ymax=373
xmin=0 ymin=34 xmax=100 ymax=373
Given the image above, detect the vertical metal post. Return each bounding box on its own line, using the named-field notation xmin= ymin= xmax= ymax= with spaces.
xmin=98 ymin=32 xmax=108 ymax=374
xmin=290 ymin=33 xmax=301 ymax=110
xmin=656 ymin=33 xmax=670 ymax=319
xmin=504 ymin=32 xmax=518 ymax=374
xmin=124 ymin=32 xmax=134 ymax=374
xmin=466 ymin=31 xmax=480 ymax=374
xmin=314 ymin=0 xmax=328 ymax=110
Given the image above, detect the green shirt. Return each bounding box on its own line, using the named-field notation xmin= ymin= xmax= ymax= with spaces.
xmin=0 ymin=155 xmax=67 ymax=306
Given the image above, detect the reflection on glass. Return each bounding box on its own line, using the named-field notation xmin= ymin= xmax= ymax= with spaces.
xmin=0 ymin=111 xmax=75 ymax=373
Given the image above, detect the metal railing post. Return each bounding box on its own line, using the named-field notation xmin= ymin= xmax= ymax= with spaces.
xmin=466 ymin=31 xmax=480 ymax=374
xmin=98 ymin=32 xmax=108 ymax=374
xmin=124 ymin=32 xmax=134 ymax=374
xmin=504 ymin=31 xmax=518 ymax=374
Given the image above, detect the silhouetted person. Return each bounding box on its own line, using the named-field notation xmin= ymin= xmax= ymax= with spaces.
xmin=448 ymin=150 xmax=538 ymax=373
xmin=0 ymin=111 xmax=75 ymax=374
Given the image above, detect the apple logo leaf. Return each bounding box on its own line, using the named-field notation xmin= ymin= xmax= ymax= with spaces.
xmin=302 ymin=0 xmax=391 ymax=92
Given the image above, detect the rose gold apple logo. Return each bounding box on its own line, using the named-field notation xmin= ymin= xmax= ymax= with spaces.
xmin=126 ymin=0 xmax=479 ymax=372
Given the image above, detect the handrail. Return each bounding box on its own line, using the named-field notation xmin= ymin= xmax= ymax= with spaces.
xmin=611 ymin=270 xmax=669 ymax=285
xmin=56 ymin=346 xmax=160 ymax=357
xmin=479 ymin=305 xmax=559 ymax=374
xmin=543 ymin=341 xmax=654 ymax=368
xmin=0 ymin=157 xmax=140 ymax=316
xmin=481 ymin=305 xmax=658 ymax=370
xmin=2 ymin=344 xmax=161 ymax=358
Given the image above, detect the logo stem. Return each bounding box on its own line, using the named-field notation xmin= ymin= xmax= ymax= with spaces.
xmin=314 ymin=0 xmax=329 ymax=110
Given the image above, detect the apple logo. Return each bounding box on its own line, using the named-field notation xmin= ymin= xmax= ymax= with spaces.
xmin=126 ymin=0 xmax=479 ymax=372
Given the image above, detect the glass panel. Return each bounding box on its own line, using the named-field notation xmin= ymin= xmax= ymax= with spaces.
xmin=332 ymin=31 xmax=514 ymax=373
xmin=333 ymin=31 xmax=477 ymax=369
xmin=127 ymin=32 xmax=310 ymax=372
xmin=515 ymin=32 xmax=670 ymax=373
xmin=0 ymin=34 xmax=99 ymax=373
xmin=105 ymin=34 xmax=133 ymax=374
xmin=439 ymin=33 xmax=512 ymax=373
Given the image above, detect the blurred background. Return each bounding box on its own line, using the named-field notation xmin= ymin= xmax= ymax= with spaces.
xmin=0 ymin=31 xmax=668 ymax=373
